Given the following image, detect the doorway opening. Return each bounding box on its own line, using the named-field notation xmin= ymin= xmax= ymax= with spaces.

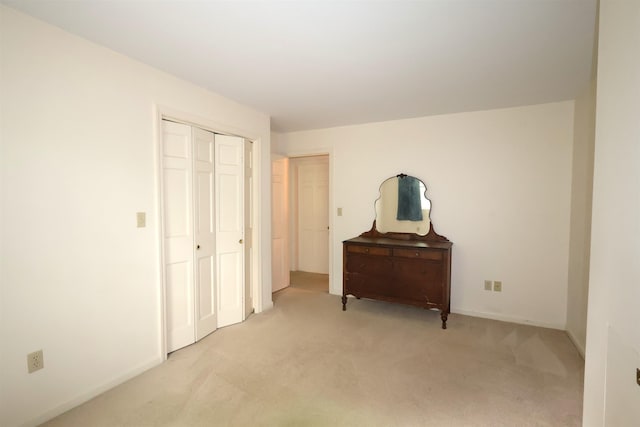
xmin=272 ymin=154 xmax=330 ymax=295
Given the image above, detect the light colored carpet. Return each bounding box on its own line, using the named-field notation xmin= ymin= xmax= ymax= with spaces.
xmin=43 ymin=287 xmax=584 ymax=426
xmin=289 ymin=271 xmax=329 ymax=293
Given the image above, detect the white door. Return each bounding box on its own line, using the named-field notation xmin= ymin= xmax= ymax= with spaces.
xmin=163 ymin=121 xmax=246 ymax=352
xmin=162 ymin=121 xmax=196 ymax=352
xmin=297 ymin=157 xmax=329 ymax=274
xmin=215 ymin=134 xmax=245 ymax=328
xmin=271 ymin=157 xmax=290 ymax=292
xmin=193 ymin=127 xmax=217 ymax=341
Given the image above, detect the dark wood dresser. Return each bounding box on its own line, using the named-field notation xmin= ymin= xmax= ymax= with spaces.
xmin=342 ymin=225 xmax=453 ymax=329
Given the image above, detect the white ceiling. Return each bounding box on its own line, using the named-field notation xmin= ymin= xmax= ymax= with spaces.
xmin=3 ymin=0 xmax=597 ymax=132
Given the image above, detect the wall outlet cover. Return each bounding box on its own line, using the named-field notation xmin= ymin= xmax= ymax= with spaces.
xmin=27 ymin=350 xmax=44 ymax=373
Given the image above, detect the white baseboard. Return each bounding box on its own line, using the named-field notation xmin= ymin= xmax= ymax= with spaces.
xmin=566 ymin=328 xmax=586 ymax=358
xmin=260 ymin=300 xmax=274 ymax=312
xmin=25 ymin=355 xmax=163 ymax=427
xmin=452 ymin=308 xmax=566 ymax=331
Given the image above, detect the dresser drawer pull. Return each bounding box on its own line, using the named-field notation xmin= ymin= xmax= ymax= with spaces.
xmin=415 ymin=252 xmax=419 ymax=257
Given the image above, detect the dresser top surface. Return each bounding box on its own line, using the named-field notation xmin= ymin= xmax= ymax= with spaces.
xmin=344 ymin=236 xmax=453 ymax=249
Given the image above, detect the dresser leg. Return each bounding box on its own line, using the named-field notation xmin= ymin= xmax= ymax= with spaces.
xmin=441 ymin=312 xmax=448 ymax=329
xmin=342 ymin=295 xmax=347 ymax=311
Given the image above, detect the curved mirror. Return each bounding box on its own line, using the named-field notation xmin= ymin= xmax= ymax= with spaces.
xmin=374 ymin=175 xmax=431 ymax=235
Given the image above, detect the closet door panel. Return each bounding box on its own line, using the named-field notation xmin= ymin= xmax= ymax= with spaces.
xmin=193 ymin=127 xmax=217 ymax=340
xmin=215 ymin=135 xmax=245 ymax=328
xmin=165 ymin=261 xmax=194 ymax=350
xmin=162 ymin=121 xmax=196 ymax=352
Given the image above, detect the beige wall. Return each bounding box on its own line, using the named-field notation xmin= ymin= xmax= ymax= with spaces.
xmin=566 ymin=78 xmax=597 ymax=357
xmin=0 ymin=7 xmax=271 ymax=426
xmin=274 ymin=101 xmax=574 ymax=329
xmin=583 ymin=0 xmax=640 ymax=424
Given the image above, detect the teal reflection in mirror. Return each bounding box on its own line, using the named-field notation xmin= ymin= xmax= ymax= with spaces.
xmin=374 ymin=174 xmax=431 ymax=236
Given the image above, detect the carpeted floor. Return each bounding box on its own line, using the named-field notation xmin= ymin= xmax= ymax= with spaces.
xmin=43 ymin=282 xmax=584 ymax=426
xmin=289 ymin=271 xmax=329 ymax=293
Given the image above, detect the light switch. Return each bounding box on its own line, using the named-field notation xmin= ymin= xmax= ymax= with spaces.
xmin=337 ymin=208 xmax=343 ymax=216
xmin=136 ymin=212 xmax=146 ymax=228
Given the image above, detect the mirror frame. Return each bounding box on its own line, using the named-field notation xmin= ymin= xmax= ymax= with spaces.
xmin=360 ymin=173 xmax=449 ymax=243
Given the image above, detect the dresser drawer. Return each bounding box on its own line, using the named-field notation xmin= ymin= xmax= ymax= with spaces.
xmin=393 ymin=248 xmax=443 ymax=261
xmin=346 ymin=244 xmax=391 ymax=256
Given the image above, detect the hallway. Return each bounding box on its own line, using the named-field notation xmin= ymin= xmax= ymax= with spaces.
xmin=289 ymin=271 xmax=329 ymax=293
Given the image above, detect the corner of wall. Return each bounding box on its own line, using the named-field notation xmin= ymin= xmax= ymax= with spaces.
xmin=565 ymin=78 xmax=597 ymax=356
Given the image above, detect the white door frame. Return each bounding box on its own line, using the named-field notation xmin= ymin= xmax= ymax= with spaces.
xmin=155 ymin=105 xmax=263 ymax=360
xmin=278 ymin=148 xmax=334 ymax=293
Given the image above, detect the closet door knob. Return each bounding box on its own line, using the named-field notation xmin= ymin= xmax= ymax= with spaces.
xmin=239 ymin=239 xmax=243 ymax=244
xmin=196 ymin=245 xmax=200 ymax=250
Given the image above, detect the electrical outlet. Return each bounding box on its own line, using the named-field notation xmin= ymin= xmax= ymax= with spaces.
xmin=494 ymin=281 xmax=502 ymax=292
xmin=484 ymin=280 xmax=492 ymax=291
xmin=27 ymin=350 xmax=44 ymax=373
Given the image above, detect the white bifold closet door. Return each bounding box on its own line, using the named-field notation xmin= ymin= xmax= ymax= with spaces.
xmin=162 ymin=120 xmax=245 ymax=353
xmin=214 ymin=135 xmax=245 ymax=328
